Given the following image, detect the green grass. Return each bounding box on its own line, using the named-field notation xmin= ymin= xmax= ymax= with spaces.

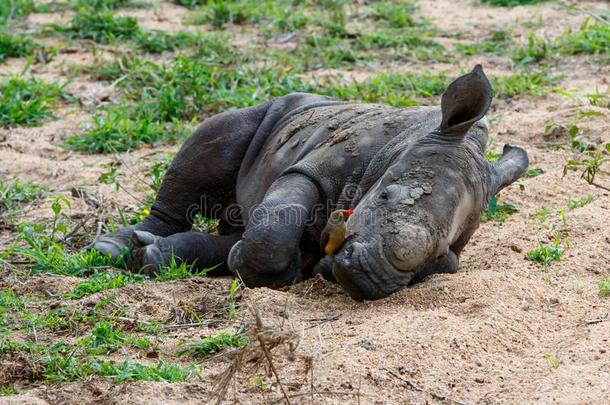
xmin=456 ymin=30 xmax=513 ymax=56
xmin=513 ymin=22 xmax=609 ymax=65
xmin=599 ymin=277 xmax=610 ymax=297
xmin=555 ymin=23 xmax=609 ymax=58
xmin=567 ymin=196 xmax=593 ymax=210
xmin=12 ymin=221 xmax=122 ymax=276
xmin=526 ymin=237 xmax=563 ymax=265
xmin=178 ymin=332 xmax=248 ymax=357
xmin=0 ymin=0 xmax=37 ymax=26
xmin=0 ymin=32 xmax=39 ymax=63
xmin=0 ymin=178 xmax=44 ymax=221
xmin=492 ymin=71 xmax=559 ymax=98
xmin=525 ymin=167 xmax=544 ymax=177
xmin=71 ymin=0 xmax=135 ymax=10
xmin=0 ymin=77 xmax=72 ymax=127
xmin=154 ymin=256 xmax=212 ymax=282
xmin=67 ymin=271 xmax=145 ymax=299
xmin=321 ymin=72 xmax=448 ymax=107
xmin=481 ymin=194 xmax=518 ymax=223
xmin=52 ymin=11 xmax=140 ymax=43
xmin=64 ymin=107 xmax=188 ymax=153
xmin=134 ymin=30 xmax=201 ymax=54
xmin=479 ymin=0 xmax=548 ymax=6
xmin=370 ymin=1 xmax=419 ymax=29
xmin=44 ymin=355 xmax=199 ymax=383
xmin=77 ymin=320 xmax=149 ymax=354
xmin=0 ymin=385 xmax=17 ymax=396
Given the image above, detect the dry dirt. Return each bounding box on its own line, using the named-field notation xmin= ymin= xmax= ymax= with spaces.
xmin=1 ymin=0 xmax=609 ymax=404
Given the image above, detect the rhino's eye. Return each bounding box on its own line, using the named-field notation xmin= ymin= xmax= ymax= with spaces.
xmin=379 ymin=185 xmax=402 ymax=205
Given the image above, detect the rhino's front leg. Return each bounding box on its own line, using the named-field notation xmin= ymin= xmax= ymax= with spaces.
xmin=228 ymin=173 xmax=320 ymax=289
xmin=408 ymin=250 xmax=459 ymax=285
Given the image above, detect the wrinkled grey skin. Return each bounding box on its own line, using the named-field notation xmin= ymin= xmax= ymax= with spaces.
xmin=91 ymin=65 xmax=528 ymax=301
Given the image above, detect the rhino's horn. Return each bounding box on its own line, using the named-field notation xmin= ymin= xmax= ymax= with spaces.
xmin=439 ymin=64 xmax=492 ymax=137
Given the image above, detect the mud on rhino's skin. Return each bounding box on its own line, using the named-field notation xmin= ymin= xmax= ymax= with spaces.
xmin=91 ymin=65 xmax=529 ymax=301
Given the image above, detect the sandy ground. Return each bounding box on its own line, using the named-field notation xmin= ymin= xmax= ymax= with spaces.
xmin=1 ymin=0 xmax=609 ymax=404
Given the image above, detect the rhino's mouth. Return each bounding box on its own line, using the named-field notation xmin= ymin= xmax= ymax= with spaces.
xmin=332 ymin=236 xmax=411 ymax=301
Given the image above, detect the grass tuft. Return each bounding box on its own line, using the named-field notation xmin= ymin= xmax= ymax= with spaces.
xmin=0 ymin=77 xmax=72 ymax=127
xmin=599 ymin=277 xmax=610 ymax=297
xmin=0 ymin=0 xmax=37 ymax=26
xmin=52 ymin=11 xmax=140 ymax=43
xmin=65 ymin=107 xmax=188 ymax=154
xmin=0 ymin=33 xmax=39 ymax=63
xmin=479 ymin=0 xmax=547 ymax=6
xmin=481 ymin=194 xmax=518 ymax=223
xmin=67 ymin=271 xmax=145 ymax=299
xmin=178 ymin=332 xmax=248 ymax=357
xmin=567 ymin=196 xmax=593 ymax=210
xmin=0 ymin=179 xmax=44 ymax=222
xmin=526 ymin=236 xmax=563 ymax=265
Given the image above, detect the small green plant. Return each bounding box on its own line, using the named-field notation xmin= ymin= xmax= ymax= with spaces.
xmin=12 ymin=218 xmax=121 ymax=276
xmin=526 ymin=235 xmax=563 ymax=265
xmin=227 ymin=278 xmax=239 ymax=319
xmin=52 ymin=11 xmax=140 ymax=43
xmin=322 ymin=72 xmax=448 ymax=107
xmin=191 ymin=0 xmax=251 ymax=27
xmin=71 ymin=0 xmax=133 ymax=10
xmin=563 ymin=143 xmax=610 ymax=187
xmin=512 ymin=32 xmax=550 ymax=65
xmin=0 ymin=33 xmax=39 ymax=62
xmin=43 ymin=355 xmax=199 ymax=383
xmin=480 ymin=0 xmax=548 ymax=6
xmin=134 ymin=30 xmax=186 ymax=53
xmin=370 ymin=2 xmax=419 ymax=29
xmin=481 ymin=194 xmax=518 ymax=223
xmin=543 ymin=353 xmax=560 ymax=369
xmin=64 ymin=107 xmax=187 ymax=154
xmin=456 ymin=30 xmax=513 ymax=56
xmin=525 ymin=167 xmax=544 ymax=177
xmin=0 ymin=77 xmax=72 ymax=127
xmin=532 ymin=206 xmax=549 ymax=224
xmin=0 ymin=385 xmax=17 ymax=396
xmin=0 ymin=178 xmax=44 ymax=221
xmin=492 ymin=71 xmax=559 ymax=99
xmin=79 ymin=320 xmax=127 ymax=354
xmin=567 ymin=196 xmax=593 ymax=210
xmin=0 ymin=0 xmax=37 ymax=25
xmin=555 ymin=22 xmax=609 ymax=59
xmin=154 ymin=256 xmax=212 ymax=282
xmin=598 ymin=277 xmax=610 ymax=297
xmin=67 ymin=271 xmax=144 ymax=299
xmin=178 ymin=332 xmax=248 ymax=357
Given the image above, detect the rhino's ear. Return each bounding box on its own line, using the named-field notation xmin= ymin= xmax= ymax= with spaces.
xmin=490 ymin=144 xmax=529 ymax=194
xmin=439 ymin=64 xmax=492 ymax=137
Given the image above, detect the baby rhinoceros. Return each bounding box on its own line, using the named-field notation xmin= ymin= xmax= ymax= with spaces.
xmin=91 ymin=65 xmax=528 ymax=301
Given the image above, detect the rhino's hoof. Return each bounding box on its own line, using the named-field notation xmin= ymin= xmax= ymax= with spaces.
xmin=130 ymin=244 xmax=166 ymax=277
xmin=131 ymin=230 xmax=157 ymax=248
xmin=90 ymin=238 xmax=127 ymax=260
xmin=227 ymin=240 xmax=243 ymax=273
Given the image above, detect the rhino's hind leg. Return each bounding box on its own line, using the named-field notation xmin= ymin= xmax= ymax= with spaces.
xmin=91 ymin=216 xmax=185 ymax=261
xmin=90 ymin=101 xmax=273 ymax=264
xmin=409 ymin=250 xmax=459 ymax=285
xmin=128 ymin=230 xmax=242 ymax=276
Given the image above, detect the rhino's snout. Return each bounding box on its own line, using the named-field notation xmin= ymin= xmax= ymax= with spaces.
xmin=332 ymin=240 xmax=406 ymax=301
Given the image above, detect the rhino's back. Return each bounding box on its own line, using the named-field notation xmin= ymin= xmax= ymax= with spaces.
xmin=237 ymin=98 xmax=439 ymax=213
